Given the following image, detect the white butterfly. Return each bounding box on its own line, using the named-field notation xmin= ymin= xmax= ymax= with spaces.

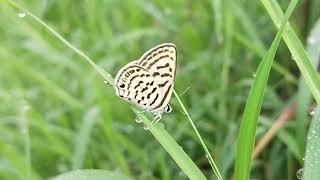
xmin=114 ymin=43 xmax=177 ymax=122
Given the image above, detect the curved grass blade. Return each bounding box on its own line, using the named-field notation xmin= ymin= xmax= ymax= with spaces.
xmin=173 ymin=91 xmax=223 ymax=180
xmin=235 ymin=1 xmax=298 ymax=179
xmin=261 ymin=0 xmax=320 ymax=105
xmin=4 ymin=1 xmax=207 ymax=179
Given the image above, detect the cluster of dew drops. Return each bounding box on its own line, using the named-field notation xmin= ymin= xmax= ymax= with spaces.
xmin=135 ymin=116 xmax=149 ymax=130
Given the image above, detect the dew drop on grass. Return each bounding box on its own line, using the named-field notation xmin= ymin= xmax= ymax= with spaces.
xmin=135 ymin=116 xmax=142 ymax=123
xmin=307 ymin=36 xmax=316 ymax=44
xmin=143 ymin=125 xmax=149 ymax=131
xmin=310 ymin=110 xmax=315 ymax=116
xmin=252 ymin=73 xmax=256 ymax=77
xmin=291 ymin=54 xmax=297 ymax=61
xmin=296 ymin=168 xmax=303 ymax=179
xmin=17 ymin=12 xmax=26 ymax=18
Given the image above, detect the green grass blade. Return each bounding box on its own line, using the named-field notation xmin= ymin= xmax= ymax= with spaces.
xmin=5 ymin=1 xmax=207 ymax=179
xmin=134 ymin=108 xmax=207 ymax=180
xmin=303 ymin=107 xmax=320 ymax=180
xmin=261 ymin=0 xmax=320 ymax=105
xmin=296 ymin=19 xmax=320 ymax=159
xmin=72 ymin=107 xmax=99 ymax=169
xmin=235 ymin=1 xmax=298 ymax=179
xmin=52 ymin=169 xmax=133 ymax=180
xmin=173 ymin=91 xmax=223 ymax=180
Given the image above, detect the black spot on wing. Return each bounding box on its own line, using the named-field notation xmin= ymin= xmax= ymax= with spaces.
xmin=150 ymin=93 xmax=159 ymax=106
xmin=153 ymin=85 xmax=172 ymax=110
xmin=161 ymin=73 xmax=172 ymax=77
xmin=141 ymin=87 xmax=148 ymax=92
xmin=127 ymin=74 xmax=139 ymax=90
xmin=159 ymin=80 xmax=169 ymax=87
xmin=147 ymin=87 xmax=157 ymax=99
xmin=157 ymin=63 xmax=169 ymax=69
xmin=153 ymin=72 xmax=160 ymax=77
xmin=134 ymin=81 xmax=143 ymax=89
xmin=146 ymin=55 xmax=169 ymax=69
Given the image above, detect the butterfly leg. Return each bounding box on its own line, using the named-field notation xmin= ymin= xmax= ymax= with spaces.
xmin=151 ymin=113 xmax=162 ymax=124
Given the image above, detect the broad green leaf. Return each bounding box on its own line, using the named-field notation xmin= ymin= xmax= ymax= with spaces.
xmin=235 ymin=1 xmax=298 ymax=179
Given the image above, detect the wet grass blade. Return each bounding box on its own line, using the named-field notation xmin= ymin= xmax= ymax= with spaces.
xmin=235 ymin=1 xmax=298 ymax=179
xmin=261 ymin=0 xmax=320 ymax=105
xmin=303 ymin=107 xmax=320 ymax=180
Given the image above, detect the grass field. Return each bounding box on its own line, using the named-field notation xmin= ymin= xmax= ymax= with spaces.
xmin=1 ymin=0 xmax=320 ymax=180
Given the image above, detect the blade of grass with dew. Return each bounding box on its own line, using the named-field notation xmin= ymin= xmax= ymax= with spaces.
xmin=235 ymin=1 xmax=298 ymax=179
xmin=52 ymin=169 xmax=133 ymax=180
xmin=133 ymin=109 xmax=207 ymax=180
xmin=4 ymin=1 xmax=207 ymax=179
xmin=302 ymin=107 xmax=320 ymax=180
xmin=173 ymin=91 xmax=223 ymax=180
xmin=296 ymin=18 xmax=320 ymax=159
xmin=261 ymin=0 xmax=320 ymax=105
xmin=19 ymin=99 xmax=31 ymax=180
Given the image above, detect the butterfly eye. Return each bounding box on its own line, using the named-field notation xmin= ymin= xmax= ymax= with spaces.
xmin=120 ymin=84 xmax=125 ymax=88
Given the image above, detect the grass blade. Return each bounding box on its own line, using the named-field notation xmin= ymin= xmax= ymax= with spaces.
xmin=296 ymin=18 xmax=320 ymax=159
xmin=235 ymin=1 xmax=298 ymax=179
xmin=134 ymin=109 xmax=207 ymax=180
xmin=52 ymin=169 xmax=132 ymax=180
xmin=72 ymin=107 xmax=99 ymax=169
xmin=303 ymin=107 xmax=320 ymax=180
xmin=173 ymin=91 xmax=223 ymax=180
xmin=261 ymin=0 xmax=320 ymax=105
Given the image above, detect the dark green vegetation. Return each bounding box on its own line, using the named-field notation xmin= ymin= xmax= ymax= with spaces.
xmin=1 ymin=0 xmax=320 ymax=179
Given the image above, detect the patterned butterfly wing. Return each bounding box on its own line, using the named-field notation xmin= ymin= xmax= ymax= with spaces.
xmin=114 ymin=63 xmax=162 ymax=111
xmin=136 ymin=43 xmax=177 ymax=112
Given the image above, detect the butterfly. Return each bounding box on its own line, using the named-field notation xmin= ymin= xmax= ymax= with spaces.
xmin=114 ymin=43 xmax=177 ymax=122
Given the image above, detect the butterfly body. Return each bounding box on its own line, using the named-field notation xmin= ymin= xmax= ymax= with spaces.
xmin=114 ymin=43 xmax=176 ymax=115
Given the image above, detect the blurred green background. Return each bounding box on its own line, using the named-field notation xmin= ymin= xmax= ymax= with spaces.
xmin=0 ymin=0 xmax=319 ymax=179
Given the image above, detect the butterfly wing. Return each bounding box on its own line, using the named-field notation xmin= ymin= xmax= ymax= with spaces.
xmin=136 ymin=43 xmax=177 ymax=112
xmin=114 ymin=64 xmax=162 ymax=111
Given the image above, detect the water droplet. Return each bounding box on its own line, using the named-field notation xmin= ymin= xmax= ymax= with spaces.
xmin=135 ymin=116 xmax=142 ymax=123
xmin=21 ymin=128 xmax=28 ymax=134
xmin=302 ymin=157 xmax=305 ymax=161
xmin=17 ymin=12 xmax=26 ymax=18
xmin=296 ymin=168 xmax=303 ymax=179
xmin=252 ymin=73 xmax=256 ymax=77
xmin=308 ymin=37 xmax=317 ymax=44
xmin=308 ymin=136 xmax=311 ymax=140
xmin=291 ymin=55 xmax=297 ymax=61
xmin=143 ymin=125 xmax=149 ymax=131
xmin=310 ymin=110 xmax=315 ymax=116
xmin=103 ymin=80 xmax=108 ymax=84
